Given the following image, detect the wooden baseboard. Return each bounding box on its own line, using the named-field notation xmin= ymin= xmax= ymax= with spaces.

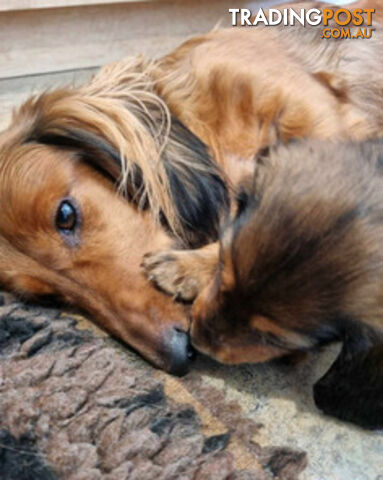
xmin=0 ymin=68 xmax=97 ymax=131
xmin=0 ymin=0 xmax=151 ymax=12
xmin=0 ymin=0 xmax=240 ymax=79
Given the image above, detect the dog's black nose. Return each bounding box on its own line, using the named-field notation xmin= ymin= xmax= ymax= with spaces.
xmin=168 ymin=328 xmax=196 ymax=376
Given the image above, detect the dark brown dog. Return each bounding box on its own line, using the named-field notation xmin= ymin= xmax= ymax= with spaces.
xmin=144 ymin=139 xmax=383 ymax=428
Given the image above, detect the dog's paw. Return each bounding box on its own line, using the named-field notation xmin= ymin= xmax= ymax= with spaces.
xmin=142 ymin=251 xmax=200 ymax=301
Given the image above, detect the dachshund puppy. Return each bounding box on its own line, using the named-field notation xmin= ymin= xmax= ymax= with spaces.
xmin=144 ymin=139 xmax=383 ymax=428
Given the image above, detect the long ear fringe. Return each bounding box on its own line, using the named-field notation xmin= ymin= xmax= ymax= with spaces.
xmin=28 ymin=57 xmax=175 ymax=232
xmin=8 ymin=56 xmax=228 ymax=245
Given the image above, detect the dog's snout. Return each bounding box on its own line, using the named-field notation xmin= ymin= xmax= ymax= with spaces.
xmin=167 ymin=328 xmax=196 ymax=376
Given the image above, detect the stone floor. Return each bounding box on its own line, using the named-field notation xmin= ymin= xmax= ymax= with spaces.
xmin=0 ymin=63 xmax=382 ymax=480
xmin=195 ymin=349 xmax=383 ymax=480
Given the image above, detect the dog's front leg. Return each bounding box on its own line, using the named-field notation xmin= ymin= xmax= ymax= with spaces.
xmin=313 ymin=325 xmax=383 ymax=429
xmin=142 ymin=242 xmax=219 ymax=301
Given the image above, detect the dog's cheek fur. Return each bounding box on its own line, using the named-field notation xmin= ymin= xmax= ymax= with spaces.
xmin=192 ymin=315 xmax=294 ymax=364
xmin=11 ymin=275 xmax=55 ymax=296
xmin=191 ymin=284 xmax=298 ymax=364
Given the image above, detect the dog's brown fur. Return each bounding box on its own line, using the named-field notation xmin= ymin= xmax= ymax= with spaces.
xmin=0 ymin=1 xmax=382 ymax=372
xmin=144 ymin=139 xmax=383 ymax=428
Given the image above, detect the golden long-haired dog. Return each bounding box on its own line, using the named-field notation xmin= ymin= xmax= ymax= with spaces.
xmin=0 ymin=2 xmax=382 ymax=376
xmin=144 ymin=139 xmax=383 ymax=429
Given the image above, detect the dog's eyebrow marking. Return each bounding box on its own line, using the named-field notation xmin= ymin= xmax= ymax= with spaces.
xmin=35 ymin=128 xmax=122 ymax=179
xmin=33 ymin=128 xmax=148 ymax=206
xmin=251 ymin=315 xmax=312 ymax=349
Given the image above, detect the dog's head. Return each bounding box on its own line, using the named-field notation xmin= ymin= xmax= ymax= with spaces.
xmin=190 ymin=191 xmax=315 ymax=364
xmin=191 ymin=140 xmax=383 ymax=364
xmin=0 ymin=59 xmax=228 ymax=374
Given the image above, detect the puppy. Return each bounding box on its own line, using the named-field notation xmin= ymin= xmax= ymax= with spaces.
xmin=144 ymin=139 xmax=383 ymax=428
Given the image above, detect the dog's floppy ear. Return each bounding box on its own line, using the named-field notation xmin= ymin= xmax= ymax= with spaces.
xmin=162 ymin=117 xmax=229 ymax=246
xmin=313 ymin=324 xmax=383 ymax=429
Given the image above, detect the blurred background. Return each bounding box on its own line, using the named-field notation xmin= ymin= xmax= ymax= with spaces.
xmin=0 ymin=0 xmax=355 ymax=130
xmin=0 ymin=0 xmax=245 ymax=130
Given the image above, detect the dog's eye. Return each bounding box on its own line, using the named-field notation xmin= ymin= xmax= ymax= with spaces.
xmin=56 ymin=200 xmax=77 ymax=233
